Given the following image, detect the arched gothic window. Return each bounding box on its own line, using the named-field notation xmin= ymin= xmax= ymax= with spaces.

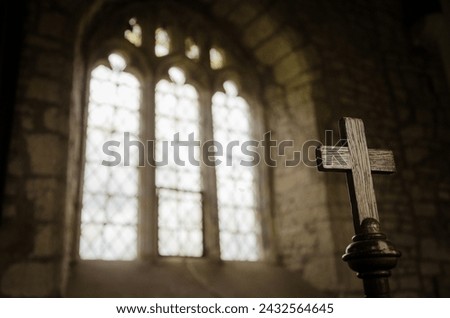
xmin=80 ymin=54 xmax=141 ymax=260
xmin=78 ymin=6 xmax=270 ymax=262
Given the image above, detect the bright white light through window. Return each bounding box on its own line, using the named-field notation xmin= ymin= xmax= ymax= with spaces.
xmin=168 ymin=67 xmax=186 ymax=84
xmin=124 ymin=18 xmax=142 ymax=47
xmin=155 ymin=67 xmax=203 ymax=257
xmin=155 ymin=27 xmax=170 ymax=57
xmin=82 ymin=24 xmax=264 ymax=262
xmin=108 ymin=53 xmax=127 ymax=72
xmin=185 ymin=38 xmax=200 ymax=60
xmin=210 ymin=47 xmax=224 ymax=70
xmin=212 ymin=81 xmax=262 ymax=261
xmin=80 ymin=53 xmax=141 ymax=260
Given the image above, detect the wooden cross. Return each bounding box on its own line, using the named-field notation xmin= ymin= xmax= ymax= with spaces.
xmin=316 ymin=117 xmax=396 ymax=234
xmin=316 ymin=117 xmax=400 ymax=297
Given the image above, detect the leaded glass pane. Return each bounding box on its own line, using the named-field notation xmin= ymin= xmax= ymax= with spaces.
xmin=210 ymin=47 xmax=224 ymax=70
xmin=212 ymin=81 xmax=262 ymax=261
xmin=157 ymin=189 xmax=203 ymax=257
xmin=155 ymin=27 xmax=170 ymax=57
xmin=108 ymin=53 xmax=127 ymax=71
xmin=155 ymin=68 xmax=203 ymax=257
xmin=185 ymin=38 xmax=200 ymax=60
xmin=80 ymin=54 xmax=141 ymax=260
xmin=124 ymin=18 xmax=142 ymax=47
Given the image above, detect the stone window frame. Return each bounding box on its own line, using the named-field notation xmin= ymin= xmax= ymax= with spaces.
xmin=74 ymin=2 xmax=275 ymax=263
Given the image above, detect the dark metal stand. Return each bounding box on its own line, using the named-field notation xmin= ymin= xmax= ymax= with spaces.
xmin=342 ymin=218 xmax=401 ymax=297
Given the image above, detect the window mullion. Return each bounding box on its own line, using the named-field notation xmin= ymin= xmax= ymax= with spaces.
xmin=139 ymin=76 xmax=157 ymax=259
xmin=199 ymin=91 xmax=221 ymax=261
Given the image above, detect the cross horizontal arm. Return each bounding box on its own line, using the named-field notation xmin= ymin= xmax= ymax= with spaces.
xmin=317 ymin=146 xmax=396 ymax=173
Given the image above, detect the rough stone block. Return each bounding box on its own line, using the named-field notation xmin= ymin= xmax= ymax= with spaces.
xmin=404 ymin=147 xmax=428 ymax=165
xmin=242 ymin=13 xmax=279 ymax=49
xmin=400 ymin=276 xmax=421 ymax=290
xmin=3 ymin=177 xmax=17 ymax=196
xmin=26 ymin=77 xmax=61 ymax=103
xmin=26 ymin=178 xmax=60 ymax=221
xmin=302 ymin=257 xmax=338 ymax=291
xmin=415 ymin=203 xmax=437 ymax=217
xmin=392 ymin=233 xmax=416 ymax=247
xmin=421 ymin=261 xmax=441 ymax=276
xmin=401 ymin=125 xmax=425 ymax=141
xmin=39 ymin=12 xmax=67 ymax=38
xmin=24 ymin=34 xmax=63 ymax=51
xmin=212 ymin=0 xmax=239 ymax=18
xmin=7 ymin=152 xmax=25 ymax=177
xmin=1 ymin=203 xmax=17 ymax=219
xmin=33 ymin=225 xmax=57 ymax=257
xmin=420 ymin=238 xmax=440 ymax=259
xmin=1 ymin=262 xmax=56 ymax=297
xmin=274 ymin=52 xmax=307 ymax=84
xmin=286 ymin=85 xmax=315 ymax=114
xmin=44 ymin=108 xmax=68 ymax=134
xmin=36 ymin=53 xmax=69 ymax=79
xmin=26 ymin=134 xmax=66 ymax=176
xmin=254 ymin=34 xmax=292 ymax=65
xmin=228 ymin=2 xmax=263 ymax=27
xmin=285 ymin=69 xmax=322 ymax=89
xmin=421 ymin=277 xmax=437 ymax=296
xmin=21 ymin=115 xmax=34 ymax=130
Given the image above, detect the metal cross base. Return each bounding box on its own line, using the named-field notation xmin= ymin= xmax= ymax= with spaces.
xmin=342 ymin=218 xmax=401 ymax=297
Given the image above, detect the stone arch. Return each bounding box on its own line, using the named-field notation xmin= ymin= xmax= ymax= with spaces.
xmin=64 ymin=0 xmax=338 ymax=294
xmin=213 ymin=2 xmax=339 ymax=292
xmin=2 ymin=0 xmax=449 ymax=298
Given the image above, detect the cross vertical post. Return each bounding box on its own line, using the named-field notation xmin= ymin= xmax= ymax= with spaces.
xmin=316 ymin=117 xmax=401 ymax=297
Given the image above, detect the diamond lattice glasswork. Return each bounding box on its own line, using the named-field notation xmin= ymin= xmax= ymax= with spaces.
xmin=212 ymin=81 xmax=262 ymax=261
xmin=155 ymin=67 xmax=203 ymax=257
xmin=79 ymin=53 xmax=141 ymax=260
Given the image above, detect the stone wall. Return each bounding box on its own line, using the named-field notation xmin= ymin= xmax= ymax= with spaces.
xmin=1 ymin=0 xmax=449 ymax=297
xmin=0 ymin=0 xmax=83 ymax=297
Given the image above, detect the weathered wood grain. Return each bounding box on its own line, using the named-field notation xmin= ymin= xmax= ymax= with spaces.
xmin=316 ymin=117 xmax=397 ymax=233
xmin=317 ymin=146 xmax=395 ymax=173
xmin=316 ymin=117 xmax=400 ymax=297
xmin=340 ymin=117 xmax=379 ymax=226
